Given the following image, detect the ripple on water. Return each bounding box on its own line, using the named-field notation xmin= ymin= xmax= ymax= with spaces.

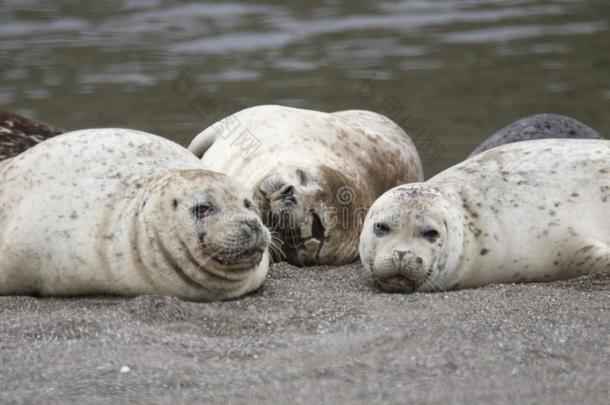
xmin=0 ymin=0 xmax=608 ymax=158
xmin=442 ymin=21 xmax=608 ymax=44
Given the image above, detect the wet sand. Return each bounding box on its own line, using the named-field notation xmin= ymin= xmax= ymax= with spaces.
xmin=1 ymin=263 xmax=608 ymax=404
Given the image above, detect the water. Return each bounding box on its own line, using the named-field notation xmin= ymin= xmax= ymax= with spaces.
xmin=1 ymin=0 xmax=609 ymax=175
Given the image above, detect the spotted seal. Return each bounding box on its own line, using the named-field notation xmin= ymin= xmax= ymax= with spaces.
xmin=469 ymin=113 xmax=602 ymax=157
xmin=0 ymin=111 xmax=64 ymax=160
xmin=0 ymin=128 xmax=269 ymax=301
xmin=361 ymin=138 xmax=610 ymax=292
xmin=188 ymin=105 xmax=423 ymax=266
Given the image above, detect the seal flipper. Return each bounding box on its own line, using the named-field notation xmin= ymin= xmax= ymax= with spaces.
xmin=559 ymin=238 xmax=610 ymax=278
xmin=187 ymin=124 xmax=221 ymax=158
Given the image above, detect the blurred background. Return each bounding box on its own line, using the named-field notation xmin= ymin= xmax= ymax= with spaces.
xmin=1 ymin=0 xmax=608 ymax=175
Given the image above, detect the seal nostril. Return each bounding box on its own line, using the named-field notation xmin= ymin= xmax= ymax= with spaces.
xmin=243 ymin=219 xmax=260 ymax=234
xmin=280 ymin=185 xmax=294 ymax=196
xmin=279 ymin=184 xmax=296 ymax=204
xmin=395 ymin=250 xmax=407 ymax=260
xmin=416 ymin=257 xmax=423 ymax=264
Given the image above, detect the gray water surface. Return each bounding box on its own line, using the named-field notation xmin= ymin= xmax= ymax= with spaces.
xmin=1 ymin=0 xmax=609 ymax=175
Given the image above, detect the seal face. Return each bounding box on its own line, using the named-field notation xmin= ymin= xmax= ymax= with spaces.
xmin=0 ymin=129 xmax=270 ymax=301
xmin=141 ymin=170 xmax=270 ymax=298
xmin=0 ymin=111 xmax=63 ymax=160
xmin=188 ymin=105 xmax=424 ymax=266
xmin=361 ymin=139 xmax=610 ymax=293
xmin=360 ymin=185 xmax=463 ymax=293
xmin=469 ymin=113 xmax=602 ymax=157
xmin=252 ymin=163 xmax=365 ymax=266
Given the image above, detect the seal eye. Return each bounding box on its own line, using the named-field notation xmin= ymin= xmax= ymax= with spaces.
xmin=373 ymin=222 xmax=390 ymax=237
xmin=244 ymin=199 xmax=253 ymax=209
xmin=422 ymin=229 xmax=439 ymax=243
xmin=296 ymin=169 xmax=308 ymax=186
xmin=192 ymin=204 xmax=213 ymax=219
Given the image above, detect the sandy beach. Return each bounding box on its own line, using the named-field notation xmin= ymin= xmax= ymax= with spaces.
xmin=1 ymin=263 xmax=608 ymax=404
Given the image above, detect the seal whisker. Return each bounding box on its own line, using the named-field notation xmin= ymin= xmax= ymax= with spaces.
xmin=269 ymin=233 xmax=286 ymax=260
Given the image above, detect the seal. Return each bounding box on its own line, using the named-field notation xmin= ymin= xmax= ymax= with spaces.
xmin=0 ymin=128 xmax=270 ymax=301
xmin=188 ymin=105 xmax=423 ymax=266
xmin=360 ymin=138 xmax=610 ymax=293
xmin=469 ymin=113 xmax=602 ymax=157
xmin=0 ymin=111 xmax=64 ymax=160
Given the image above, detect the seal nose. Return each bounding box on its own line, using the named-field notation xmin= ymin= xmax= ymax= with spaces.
xmin=394 ymin=250 xmax=408 ymax=261
xmin=279 ymin=184 xmax=296 ymax=204
xmin=243 ymin=218 xmax=261 ymax=235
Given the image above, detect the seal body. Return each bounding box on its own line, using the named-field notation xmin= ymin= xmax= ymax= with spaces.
xmin=188 ymin=105 xmax=423 ymax=266
xmin=0 ymin=111 xmax=63 ymax=160
xmin=469 ymin=113 xmax=602 ymax=157
xmin=0 ymin=129 xmax=270 ymax=301
xmin=361 ymin=139 xmax=610 ymax=292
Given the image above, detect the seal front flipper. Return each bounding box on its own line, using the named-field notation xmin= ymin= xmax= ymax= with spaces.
xmin=559 ymin=238 xmax=610 ymax=279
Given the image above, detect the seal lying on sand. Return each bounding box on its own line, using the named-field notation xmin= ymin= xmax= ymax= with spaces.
xmin=360 ymin=139 xmax=610 ymax=292
xmin=469 ymin=113 xmax=602 ymax=157
xmin=0 ymin=129 xmax=269 ymax=301
xmin=188 ymin=105 xmax=423 ymax=266
xmin=0 ymin=111 xmax=63 ymax=160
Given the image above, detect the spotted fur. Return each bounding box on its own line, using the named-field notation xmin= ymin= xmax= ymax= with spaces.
xmin=0 ymin=129 xmax=270 ymax=301
xmin=188 ymin=105 xmax=424 ymax=266
xmin=362 ymin=138 xmax=610 ymax=293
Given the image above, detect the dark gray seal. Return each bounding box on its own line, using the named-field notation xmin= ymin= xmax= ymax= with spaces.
xmin=469 ymin=113 xmax=602 ymax=157
xmin=0 ymin=111 xmax=64 ymax=160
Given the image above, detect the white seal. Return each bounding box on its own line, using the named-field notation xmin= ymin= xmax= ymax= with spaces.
xmin=0 ymin=128 xmax=270 ymax=301
xmin=188 ymin=105 xmax=423 ymax=266
xmin=360 ymin=138 xmax=610 ymax=292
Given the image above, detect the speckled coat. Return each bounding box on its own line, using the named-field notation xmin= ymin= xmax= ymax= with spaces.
xmin=0 ymin=129 xmax=269 ymax=301
xmin=188 ymin=105 xmax=424 ymax=266
xmin=362 ymin=138 xmax=610 ymax=291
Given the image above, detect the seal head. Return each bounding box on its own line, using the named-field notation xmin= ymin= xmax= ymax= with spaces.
xmin=254 ymin=164 xmax=362 ymax=266
xmin=139 ymin=170 xmax=271 ymax=299
xmin=359 ymin=184 xmax=464 ymax=293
